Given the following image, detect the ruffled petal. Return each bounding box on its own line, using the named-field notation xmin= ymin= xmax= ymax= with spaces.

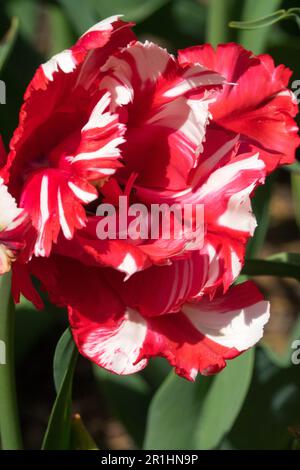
xmin=20 ymin=169 xmax=97 ymax=257
xmin=69 ymin=277 xmax=269 ymax=380
xmin=101 ymin=41 xmax=224 ymax=190
xmin=179 ymin=43 xmax=300 ymax=172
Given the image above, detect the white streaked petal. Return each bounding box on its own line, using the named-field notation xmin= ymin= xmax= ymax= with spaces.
xmin=191 ymin=135 xmax=240 ymax=186
xmin=164 ymin=68 xmax=224 ymax=98
xmin=183 ymin=300 xmax=270 ymax=350
xmin=40 ymin=175 xmax=50 ymax=230
xmin=203 ymin=244 xmax=220 ymax=290
xmin=0 ymin=181 xmax=23 ymax=229
xmin=81 ymin=15 xmax=121 ymax=35
xmin=97 ymin=168 xmax=116 ymax=176
xmin=118 ymin=253 xmax=139 ymax=280
xmin=42 ymin=50 xmax=77 ymax=81
xmin=100 ymin=57 xmax=134 ymax=108
xmin=68 ymin=182 xmax=97 ymax=203
xmin=35 ymin=176 xmax=49 ymax=257
xmin=72 ymin=136 xmax=125 ymax=162
xmin=198 ymin=153 xmax=265 ymax=199
xmin=82 ymin=92 xmax=113 ymax=131
xmin=82 ymin=308 xmax=147 ymax=374
xmin=218 ymin=185 xmax=257 ymax=234
xmin=126 ymin=41 xmax=171 ymax=85
xmin=230 ymin=249 xmax=243 ymax=280
xmin=57 ymin=189 xmax=72 ymax=239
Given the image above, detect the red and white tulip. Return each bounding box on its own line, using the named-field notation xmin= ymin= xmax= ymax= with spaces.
xmin=3 ymin=17 xmax=299 ymax=379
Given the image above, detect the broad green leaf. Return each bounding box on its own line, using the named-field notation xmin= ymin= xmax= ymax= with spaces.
xmin=141 ymin=357 xmax=171 ymax=390
xmin=71 ymin=414 xmax=98 ymax=450
xmin=0 ymin=17 xmax=19 ymax=72
xmin=42 ymin=329 xmax=77 ymax=450
xmin=144 ymin=350 xmax=254 ymax=450
xmin=242 ymin=252 xmax=300 ymax=282
xmin=92 ymin=0 xmax=171 ymax=23
xmin=237 ymin=0 xmax=283 ymax=53
xmin=93 ymin=365 xmax=151 ymax=447
xmin=226 ymin=347 xmax=300 ymax=449
xmin=6 ymin=1 xmax=73 ymax=57
xmin=262 ymin=316 xmax=300 ymax=368
xmin=195 ymin=350 xmax=254 ymax=449
xmin=60 ymin=0 xmax=170 ymax=34
xmin=44 ymin=5 xmax=74 ymax=57
xmin=144 ymin=373 xmax=212 ymax=450
xmin=53 ymin=328 xmax=76 ymax=393
xmin=58 ymin=0 xmax=98 ymax=34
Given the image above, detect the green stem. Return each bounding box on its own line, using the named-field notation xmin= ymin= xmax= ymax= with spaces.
xmin=206 ymin=0 xmax=231 ymax=46
xmin=239 ymin=0 xmax=282 ymax=53
xmin=0 ymin=272 xmax=22 ymax=450
xmin=242 ymin=258 xmax=300 ymax=282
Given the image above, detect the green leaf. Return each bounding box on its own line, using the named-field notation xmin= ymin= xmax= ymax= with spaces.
xmin=141 ymin=357 xmax=171 ymax=390
xmin=42 ymin=329 xmax=77 ymax=450
xmin=71 ymin=414 xmax=98 ymax=450
xmin=91 ymin=0 xmax=171 ymax=23
xmin=195 ymin=350 xmax=254 ymax=449
xmin=6 ymin=1 xmax=73 ymax=58
xmin=93 ymin=365 xmax=151 ymax=447
xmin=226 ymin=347 xmax=300 ymax=449
xmin=144 ymin=350 xmax=254 ymax=450
xmin=144 ymin=373 xmax=212 ymax=450
xmin=53 ymin=328 xmax=76 ymax=393
xmin=58 ymin=0 xmax=169 ymax=33
xmin=57 ymin=0 xmax=98 ymax=34
xmin=44 ymin=5 xmax=74 ymax=57
xmin=261 ymin=316 xmax=300 ymax=368
xmin=237 ymin=0 xmax=283 ymax=53
xmin=0 ymin=17 xmax=19 ymax=72
xmin=242 ymin=252 xmax=300 ymax=282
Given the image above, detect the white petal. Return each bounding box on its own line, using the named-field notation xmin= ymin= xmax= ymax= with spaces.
xmin=82 ymin=308 xmax=147 ymax=374
xmin=183 ymin=300 xmax=270 ymax=350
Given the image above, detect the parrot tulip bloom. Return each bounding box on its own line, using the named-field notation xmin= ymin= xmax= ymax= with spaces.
xmin=5 ymin=17 xmax=299 ymax=379
xmin=179 ymin=43 xmax=300 ymax=172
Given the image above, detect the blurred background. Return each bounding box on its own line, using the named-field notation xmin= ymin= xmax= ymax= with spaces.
xmin=0 ymin=0 xmax=300 ymax=450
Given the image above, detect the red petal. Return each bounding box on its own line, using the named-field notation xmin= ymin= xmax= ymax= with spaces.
xmin=179 ymin=43 xmax=300 ymax=172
